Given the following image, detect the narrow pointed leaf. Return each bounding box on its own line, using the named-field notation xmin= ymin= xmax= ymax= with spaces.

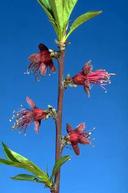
xmin=61 ymin=0 xmax=78 ymax=40
xmin=0 ymin=158 xmax=42 ymax=175
xmin=0 ymin=158 xmax=32 ymax=169
xmin=38 ymin=0 xmax=59 ymax=37
xmin=49 ymin=0 xmax=63 ymax=28
xmin=2 ymin=143 xmax=19 ymax=162
xmin=51 ymin=155 xmax=71 ymax=179
xmin=63 ymin=0 xmax=78 ymax=24
xmin=39 ymin=0 xmax=51 ymax=9
xmin=0 ymin=158 xmax=17 ymax=166
xmin=11 ymin=174 xmax=38 ymax=182
xmin=46 ymin=0 xmax=66 ymax=40
xmin=38 ymin=0 xmax=53 ymax=22
xmin=66 ymin=11 xmax=102 ymax=39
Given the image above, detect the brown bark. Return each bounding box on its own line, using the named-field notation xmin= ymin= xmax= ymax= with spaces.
xmin=54 ymin=50 xmax=65 ymax=193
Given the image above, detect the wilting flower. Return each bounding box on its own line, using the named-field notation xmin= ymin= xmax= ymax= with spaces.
xmin=65 ymin=61 xmax=115 ymax=96
xmin=66 ymin=123 xmax=91 ymax=155
xmin=12 ymin=97 xmax=50 ymax=133
xmin=27 ymin=43 xmax=56 ymax=79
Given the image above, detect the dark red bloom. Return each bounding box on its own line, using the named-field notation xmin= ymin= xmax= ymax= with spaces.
xmin=66 ymin=123 xmax=90 ymax=155
xmin=72 ymin=61 xmax=115 ymax=96
xmin=12 ymin=97 xmax=49 ymax=133
xmin=28 ymin=43 xmax=56 ymax=79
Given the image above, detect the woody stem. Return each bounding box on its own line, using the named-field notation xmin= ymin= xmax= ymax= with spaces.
xmin=54 ymin=49 xmax=65 ymax=193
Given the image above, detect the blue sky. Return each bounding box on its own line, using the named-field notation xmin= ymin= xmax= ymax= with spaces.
xmin=0 ymin=0 xmax=127 ymax=193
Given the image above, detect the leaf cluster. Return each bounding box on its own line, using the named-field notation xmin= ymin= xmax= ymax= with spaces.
xmin=0 ymin=143 xmax=70 ymax=190
xmin=38 ymin=0 xmax=102 ymax=44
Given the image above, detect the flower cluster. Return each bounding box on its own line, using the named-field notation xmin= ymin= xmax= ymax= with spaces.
xmin=10 ymin=44 xmax=115 ymax=155
xmin=64 ymin=61 xmax=115 ymax=96
xmin=27 ymin=43 xmax=56 ymax=79
xmin=12 ymin=97 xmax=56 ymax=133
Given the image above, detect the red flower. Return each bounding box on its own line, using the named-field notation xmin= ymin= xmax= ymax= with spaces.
xmin=28 ymin=43 xmax=56 ymax=79
xmin=72 ymin=61 xmax=115 ymax=96
xmin=12 ymin=97 xmax=49 ymax=133
xmin=66 ymin=123 xmax=90 ymax=155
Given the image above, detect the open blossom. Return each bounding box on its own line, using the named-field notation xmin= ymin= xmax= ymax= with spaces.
xmin=28 ymin=43 xmax=56 ymax=79
xmin=12 ymin=97 xmax=50 ymax=133
xmin=66 ymin=123 xmax=91 ymax=155
xmin=71 ymin=61 xmax=115 ymax=96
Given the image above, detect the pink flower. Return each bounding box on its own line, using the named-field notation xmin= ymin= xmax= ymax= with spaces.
xmin=66 ymin=123 xmax=90 ymax=155
xmin=72 ymin=61 xmax=115 ymax=96
xmin=12 ymin=97 xmax=49 ymax=133
xmin=28 ymin=43 xmax=56 ymax=79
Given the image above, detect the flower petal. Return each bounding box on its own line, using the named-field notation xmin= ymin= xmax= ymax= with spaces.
xmin=28 ymin=53 xmax=40 ymax=63
xmin=40 ymin=63 xmax=47 ymax=75
xmin=72 ymin=143 xmax=80 ymax=155
xmin=82 ymin=61 xmax=92 ymax=75
xmin=84 ymin=80 xmax=90 ymax=97
xmin=26 ymin=97 xmax=36 ymax=109
xmin=34 ymin=121 xmax=40 ymax=133
xmin=79 ymin=135 xmax=90 ymax=144
xmin=49 ymin=62 xmax=56 ymax=72
xmin=38 ymin=43 xmax=49 ymax=51
xmin=76 ymin=123 xmax=85 ymax=133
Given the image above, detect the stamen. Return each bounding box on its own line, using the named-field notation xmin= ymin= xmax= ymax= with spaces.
xmin=100 ymin=85 xmax=107 ymax=93
xmin=88 ymin=132 xmax=92 ymax=135
xmin=24 ymin=70 xmax=30 ymax=75
xmin=88 ymin=127 xmax=95 ymax=139
xmin=110 ymin=73 xmax=116 ymax=76
xmin=87 ymin=60 xmax=92 ymax=65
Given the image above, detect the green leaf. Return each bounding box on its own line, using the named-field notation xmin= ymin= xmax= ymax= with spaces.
xmin=0 ymin=144 xmax=53 ymax=188
xmin=39 ymin=0 xmax=51 ymax=9
xmin=62 ymin=0 xmax=78 ymax=41
xmin=66 ymin=11 xmax=102 ymax=39
xmin=11 ymin=174 xmax=41 ymax=182
xmin=49 ymin=0 xmax=63 ymax=28
xmin=51 ymin=155 xmax=71 ymax=179
xmin=63 ymin=0 xmax=78 ymax=25
xmin=2 ymin=143 xmax=19 ymax=162
xmin=38 ymin=0 xmax=59 ymax=37
xmin=0 ymin=158 xmax=32 ymax=169
xmin=48 ymin=0 xmax=78 ymax=41
xmin=48 ymin=0 xmax=66 ymax=40
xmin=0 ymin=158 xmax=17 ymax=166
